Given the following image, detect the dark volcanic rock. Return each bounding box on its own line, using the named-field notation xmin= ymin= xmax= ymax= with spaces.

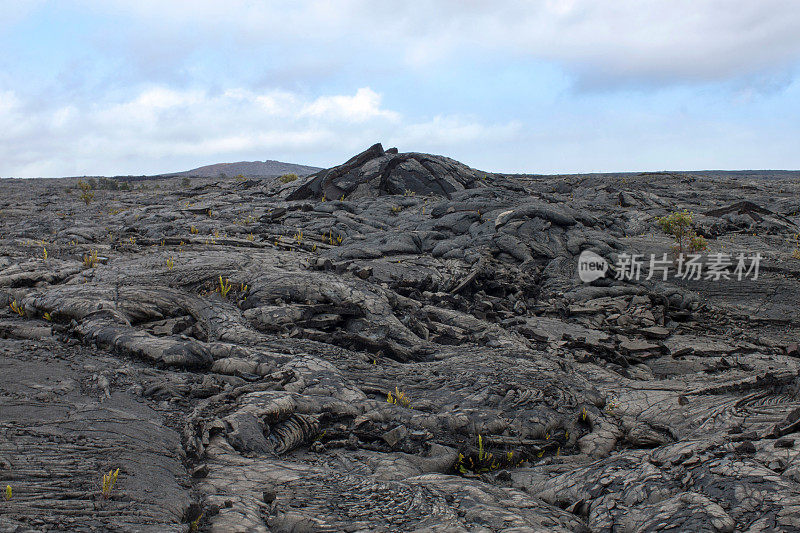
xmin=1 ymin=154 xmax=800 ymax=531
xmin=287 ymin=142 xmax=484 ymax=200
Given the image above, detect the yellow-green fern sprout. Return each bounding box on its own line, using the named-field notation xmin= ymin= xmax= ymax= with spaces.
xmin=101 ymin=468 xmax=119 ymax=499
xmin=218 ymin=276 xmax=232 ymax=298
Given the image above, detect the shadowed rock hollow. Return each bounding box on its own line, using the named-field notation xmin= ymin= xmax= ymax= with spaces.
xmin=1 ymin=145 xmax=800 ymax=532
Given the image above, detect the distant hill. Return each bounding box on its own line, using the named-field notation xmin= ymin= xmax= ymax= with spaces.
xmin=166 ymin=160 xmax=322 ymax=179
xmin=59 ymin=160 xmax=322 ymax=182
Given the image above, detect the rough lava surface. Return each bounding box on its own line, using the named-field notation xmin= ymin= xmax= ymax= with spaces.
xmin=1 ymin=144 xmax=800 ymax=532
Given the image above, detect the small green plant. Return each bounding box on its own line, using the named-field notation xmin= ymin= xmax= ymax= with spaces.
xmin=689 ymin=234 xmax=707 ymax=252
xmin=390 ymin=205 xmax=402 ymax=214
xmin=181 ymin=177 xmax=191 ymax=188
xmin=293 ymin=231 xmax=304 ymax=245
xmin=96 ymin=177 xmax=120 ymax=191
xmin=190 ymin=511 xmax=204 ymax=531
xmin=217 ymin=276 xmax=232 ymax=298
xmin=279 ymin=173 xmax=298 ymax=184
xmin=10 ymin=300 xmax=24 ymax=316
xmin=190 ymin=225 xmax=199 ymax=234
xmin=166 ymin=256 xmax=174 ymax=270
xmin=387 ymin=386 xmax=411 ymax=408
xmin=42 ymin=246 xmax=48 ymax=261
xmin=792 ymin=233 xmax=800 ymax=260
xmin=604 ymin=397 xmax=621 ymax=414
xmin=656 ymin=210 xmax=707 ymax=254
xmin=78 ymin=180 xmax=95 ymax=205
xmin=325 ymin=230 xmax=343 ymax=246
xmin=453 ymin=434 xmax=518 ymax=475
xmin=455 ymin=453 xmax=469 ymax=474
xmin=101 ymin=468 xmax=119 ymax=499
xmin=4 ymin=485 xmax=10 ymax=500
xmin=43 ymin=312 xmax=52 ymax=321
xmin=83 ymin=250 xmax=100 ymax=268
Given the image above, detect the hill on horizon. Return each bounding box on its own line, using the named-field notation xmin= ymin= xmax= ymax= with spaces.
xmin=165 ymin=160 xmax=322 ymax=179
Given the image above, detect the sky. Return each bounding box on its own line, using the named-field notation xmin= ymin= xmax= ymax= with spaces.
xmin=2 ymin=1 xmax=800 ymax=177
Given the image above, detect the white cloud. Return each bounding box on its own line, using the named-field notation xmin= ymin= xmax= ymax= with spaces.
xmin=301 ymin=88 xmax=400 ymax=123
xmin=74 ymin=0 xmax=800 ymax=85
xmin=5 ymin=1 xmax=800 ymax=176
xmin=0 ymin=86 xmax=517 ymax=177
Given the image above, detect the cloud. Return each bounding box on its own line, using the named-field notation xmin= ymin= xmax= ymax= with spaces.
xmin=0 ymin=0 xmax=45 ymax=29
xmin=300 ymin=88 xmax=400 ymax=122
xmin=69 ymin=0 xmax=800 ymax=86
xmin=0 ymin=86 xmax=518 ymax=177
xmin=398 ymin=115 xmax=522 ymax=146
xmin=3 ymin=1 xmax=800 ymax=176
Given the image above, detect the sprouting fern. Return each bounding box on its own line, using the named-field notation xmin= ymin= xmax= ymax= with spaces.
xmin=189 ymin=511 xmax=204 ymax=531
xmin=217 ymin=276 xmax=232 ymax=298
xmin=101 ymin=468 xmax=119 ymax=499
xmin=9 ymin=300 xmax=24 ymax=316
xmin=325 ymin=230 xmax=343 ymax=246
xmin=387 ymin=386 xmax=411 ymax=408
xmin=453 ymin=434 xmax=523 ymax=475
xmin=83 ymin=250 xmax=100 ymax=268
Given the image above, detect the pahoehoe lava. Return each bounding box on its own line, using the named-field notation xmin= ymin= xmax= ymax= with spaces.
xmin=1 ymin=144 xmax=800 ymax=532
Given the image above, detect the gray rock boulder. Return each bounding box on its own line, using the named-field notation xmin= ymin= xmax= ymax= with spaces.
xmin=287 ymin=143 xmax=484 ymax=200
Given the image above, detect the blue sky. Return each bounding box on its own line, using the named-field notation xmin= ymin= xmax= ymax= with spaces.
xmin=2 ymin=1 xmax=800 ymax=177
